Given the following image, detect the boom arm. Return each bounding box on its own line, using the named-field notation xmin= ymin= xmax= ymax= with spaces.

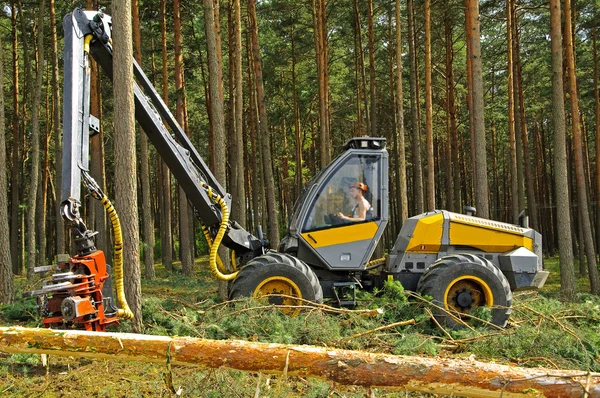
xmin=61 ymin=9 xmax=264 ymax=257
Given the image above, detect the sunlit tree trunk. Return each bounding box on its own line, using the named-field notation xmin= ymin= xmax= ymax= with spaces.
xmin=549 ymin=0 xmax=576 ymax=299
xmin=444 ymin=13 xmax=457 ymax=214
xmin=248 ymin=0 xmax=280 ymax=248
xmin=465 ymin=0 xmax=489 ymax=218
xmin=424 ymin=0 xmax=434 ymax=211
xmin=26 ymin=0 xmax=45 ymax=281
xmin=367 ymin=0 xmax=377 ymax=136
xmin=159 ymin=0 xmax=173 ymax=272
xmin=313 ymin=0 xmax=330 ymax=167
xmin=407 ymin=0 xmax=423 ymax=215
xmin=563 ymin=0 xmax=600 ymax=295
xmin=506 ymin=0 xmax=519 ymax=224
xmin=594 ymin=29 xmax=600 ymax=258
xmin=0 ymin=33 xmax=13 ymax=304
xmin=232 ymin=0 xmax=247 ymax=227
xmin=354 ymin=0 xmax=369 ymax=133
xmin=132 ymin=0 xmax=155 ymax=279
xmin=395 ymin=0 xmax=408 ymax=224
xmin=113 ymin=0 xmax=143 ymax=331
xmin=10 ymin=2 xmax=21 ymax=275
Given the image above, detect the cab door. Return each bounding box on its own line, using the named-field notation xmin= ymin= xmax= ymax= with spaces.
xmin=297 ymin=150 xmax=388 ymax=271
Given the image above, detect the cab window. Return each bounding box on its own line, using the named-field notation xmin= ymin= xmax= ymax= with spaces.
xmin=302 ymin=154 xmax=381 ymax=232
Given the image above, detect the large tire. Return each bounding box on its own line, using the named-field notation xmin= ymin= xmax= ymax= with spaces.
xmin=417 ymin=253 xmax=512 ymax=329
xmin=229 ymin=252 xmax=323 ymax=315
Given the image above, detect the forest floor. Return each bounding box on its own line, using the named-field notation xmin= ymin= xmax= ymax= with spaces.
xmin=0 ymin=256 xmax=599 ymax=397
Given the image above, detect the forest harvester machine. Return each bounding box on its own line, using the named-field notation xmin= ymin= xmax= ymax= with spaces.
xmin=25 ymin=9 xmax=549 ymax=331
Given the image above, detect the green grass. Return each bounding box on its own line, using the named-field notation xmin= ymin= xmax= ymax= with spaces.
xmin=0 ymin=255 xmax=598 ymax=396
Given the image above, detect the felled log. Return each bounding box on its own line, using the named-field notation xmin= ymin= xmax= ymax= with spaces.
xmin=0 ymin=326 xmax=598 ymax=397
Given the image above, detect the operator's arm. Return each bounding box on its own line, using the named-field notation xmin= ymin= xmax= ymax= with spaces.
xmin=337 ymin=201 xmax=368 ymax=222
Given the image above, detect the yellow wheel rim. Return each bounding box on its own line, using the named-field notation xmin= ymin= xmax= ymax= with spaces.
xmin=253 ymin=276 xmax=303 ymax=316
xmin=443 ymin=275 xmax=494 ymax=316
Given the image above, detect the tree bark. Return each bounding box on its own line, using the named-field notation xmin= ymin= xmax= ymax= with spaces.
xmin=465 ymin=0 xmax=489 ymax=218
xmin=133 ymin=0 xmax=155 ymax=280
xmin=113 ymin=0 xmax=143 ymax=332
xmin=367 ymin=0 xmax=376 ymax=136
xmin=313 ymin=0 xmax=330 ymax=167
xmin=563 ymin=0 xmax=600 ymax=295
xmin=248 ymin=0 xmax=280 ymax=248
xmin=232 ymin=0 xmax=247 ymax=228
xmin=506 ymin=0 xmax=519 ymax=224
xmin=160 ymin=0 xmax=173 ymax=272
xmin=407 ymin=0 xmax=423 ymax=215
xmin=594 ymin=29 xmax=600 ymax=260
xmin=173 ymin=0 xmax=193 ymax=277
xmin=0 ymin=33 xmax=13 ymax=304
xmin=395 ymin=0 xmax=408 ymax=224
xmin=424 ymin=0 xmax=434 ymax=211
xmin=26 ymin=0 xmax=45 ymax=281
xmin=10 ymin=2 xmax=20 ymax=275
xmin=445 ymin=13 xmax=459 ymax=214
xmin=1 ymin=327 xmax=598 ymax=397
xmin=50 ymin=0 xmax=65 ymax=258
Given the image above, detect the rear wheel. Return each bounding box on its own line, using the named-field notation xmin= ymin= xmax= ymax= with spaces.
xmin=229 ymin=252 xmax=323 ymax=315
xmin=417 ymin=253 xmax=512 ymax=329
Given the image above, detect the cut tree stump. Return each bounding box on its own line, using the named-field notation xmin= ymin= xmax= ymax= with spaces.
xmin=0 ymin=326 xmax=598 ymax=397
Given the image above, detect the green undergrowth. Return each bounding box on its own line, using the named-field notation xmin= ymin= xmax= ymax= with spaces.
xmin=1 ymin=255 xmax=599 ymax=396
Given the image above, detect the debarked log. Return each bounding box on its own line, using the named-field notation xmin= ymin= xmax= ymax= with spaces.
xmin=0 ymin=326 xmax=598 ymax=397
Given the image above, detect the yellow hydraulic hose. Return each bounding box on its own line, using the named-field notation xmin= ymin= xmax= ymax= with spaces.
xmin=100 ymin=194 xmax=134 ymax=320
xmin=200 ymin=183 xmax=239 ymax=281
xmin=201 ymin=225 xmax=226 ymax=273
xmin=366 ymin=257 xmax=386 ymax=270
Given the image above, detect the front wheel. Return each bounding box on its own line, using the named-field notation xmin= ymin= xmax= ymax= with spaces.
xmin=417 ymin=253 xmax=512 ymax=329
xmin=229 ymin=252 xmax=323 ymax=315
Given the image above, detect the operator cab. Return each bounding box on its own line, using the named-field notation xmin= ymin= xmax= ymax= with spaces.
xmin=281 ymin=137 xmax=389 ymax=271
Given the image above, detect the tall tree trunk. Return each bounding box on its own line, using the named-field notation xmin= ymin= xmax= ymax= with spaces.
xmin=594 ymin=29 xmax=600 ymax=259
xmin=313 ymin=0 xmax=330 ymax=167
xmin=159 ymin=0 xmax=173 ymax=272
xmin=445 ymin=13 xmax=459 ymax=214
xmin=10 ymin=2 xmax=20 ymax=275
xmin=563 ymin=0 xmax=600 ymax=294
xmin=511 ymin=3 xmax=526 ymax=221
xmin=0 ymin=33 xmax=13 ymax=304
xmin=395 ymin=0 xmax=408 ymax=224
xmin=50 ymin=0 xmax=64 ymax=258
xmin=465 ymin=0 xmax=489 ymax=218
xmin=232 ymin=0 xmax=247 ymax=227
xmin=506 ymin=0 xmax=519 ymax=224
xmin=354 ymin=0 xmax=369 ymax=133
xmin=204 ymin=0 xmax=231 ymax=298
xmin=248 ymin=0 xmax=280 ymax=248
xmin=132 ymin=0 xmax=155 ymax=280
xmin=247 ymin=33 xmax=262 ymax=232
xmin=407 ymin=0 xmax=423 ymax=215
xmin=424 ymin=0 xmax=434 ymax=211
xmin=26 ymin=0 xmax=45 ymax=281
xmin=367 ymin=0 xmax=377 ymax=136
xmin=174 ymin=0 xmax=193 ymax=277
xmin=291 ymin=22 xmax=303 ymax=198
xmin=113 ymin=0 xmax=143 ymax=331
xmin=464 ymin=0 xmax=475 ymax=206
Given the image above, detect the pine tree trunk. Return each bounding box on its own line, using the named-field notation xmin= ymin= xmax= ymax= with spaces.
xmin=407 ymin=0 xmax=423 ymax=215
xmin=159 ymin=0 xmax=173 ymax=273
xmin=354 ymin=0 xmax=369 ymax=133
xmin=367 ymin=0 xmax=376 ymax=136
xmin=506 ymin=0 xmax=519 ymax=224
xmin=0 ymin=33 xmax=13 ymax=304
xmin=2 ymin=327 xmax=599 ymax=397
xmin=132 ymin=0 xmax=155 ymax=280
xmin=50 ymin=0 xmax=64 ymax=258
xmin=26 ymin=0 xmax=45 ymax=281
xmin=248 ymin=0 xmax=280 ymax=248
xmin=424 ymin=0 xmax=434 ymax=211
xmin=594 ymin=29 xmax=600 ymax=259
xmin=113 ymin=0 xmax=144 ymax=331
xmin=10 ymin=2 xmax=20 ymax=275
xmin=444 ymin=14 xmax=455 ymax=213
xmin=465 ymin=0 xmax=489 ymax=219
xmin=232 ymin=0 xmax=247 ymax=228
xmin=564 ymin=0 xmax=600 ymax=294
xmin=291 ymin=22 xmax=303 ymax=199
xmin=395 ymin=0 xmax=408 ymax=224
xmin=173 ymin=0 xmax=193 ymax=277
